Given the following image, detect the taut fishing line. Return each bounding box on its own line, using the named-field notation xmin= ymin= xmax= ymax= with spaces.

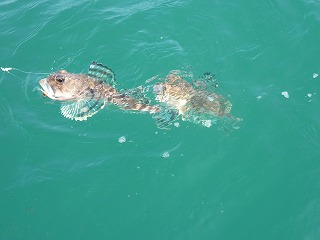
xmin=1 ymin=67 xmax=50 ymax=75
xmin=1 ymin=66 xmax=50 ymax=82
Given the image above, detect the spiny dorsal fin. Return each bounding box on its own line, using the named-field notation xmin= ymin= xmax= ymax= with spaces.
xmin=88 ymin=61 xmax=116 ymax=87
xmin=193 ymin=72 xmax=219 ymax=92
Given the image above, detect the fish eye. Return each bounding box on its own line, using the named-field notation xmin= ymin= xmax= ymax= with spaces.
xmin=55 ymin=76 xmax=65 ymax=83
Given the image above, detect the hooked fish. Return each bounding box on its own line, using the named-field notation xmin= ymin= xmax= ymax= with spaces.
xmin=39 ymin=62 xmax=160 ymax=121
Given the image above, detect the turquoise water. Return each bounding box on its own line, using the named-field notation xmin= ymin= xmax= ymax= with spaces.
xmin=1 ymin=0 xmax=320 ymax=239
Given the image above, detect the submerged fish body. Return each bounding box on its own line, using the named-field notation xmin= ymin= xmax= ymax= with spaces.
xmin=153 ymin=71 xmax=235 ymax=127
xmin=39 ymin=62 xmax=159 ymax=121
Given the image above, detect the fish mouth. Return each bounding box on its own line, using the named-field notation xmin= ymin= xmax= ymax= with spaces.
xmin=39 ymin=79 xmax=56 ymax=99
xmin=39 ymin=78 xmax=73 ymax=101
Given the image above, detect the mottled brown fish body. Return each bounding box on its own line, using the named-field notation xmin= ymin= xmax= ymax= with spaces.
xmin=154 ymin=73 xmax=232 ymax=119
xmin=39 ymin=66 xmax=160 ymax=121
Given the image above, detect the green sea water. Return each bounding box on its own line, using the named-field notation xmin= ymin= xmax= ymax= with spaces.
xmin=1 ymin=0 xmax=320 ymax=239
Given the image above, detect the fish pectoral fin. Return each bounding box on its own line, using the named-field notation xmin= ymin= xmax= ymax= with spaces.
xmin=60 ymin=98 xmax=105 ymax=121
xmin=152 ymin=107 xmax=180 ymax=129
xmin=88 ymin=61 xmax=116 ymax=87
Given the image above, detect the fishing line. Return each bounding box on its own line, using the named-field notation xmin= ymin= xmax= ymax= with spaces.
xmin=1 ymin=66 xmax=50 ymax=82
xmin=1 ymin=67 xmax=50 ymax=75
xmin=2 ymin=69 xmax=25 ymax=81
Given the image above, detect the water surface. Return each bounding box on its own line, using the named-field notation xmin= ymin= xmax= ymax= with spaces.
xmin=1 ymin=0 xmax=320 ymax=239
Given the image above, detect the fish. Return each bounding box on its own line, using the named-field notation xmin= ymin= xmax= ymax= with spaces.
xmin=153 ymin=70 xmax=238 ymax=128
xmin=39 ymin=62 xmax=160 ymax=121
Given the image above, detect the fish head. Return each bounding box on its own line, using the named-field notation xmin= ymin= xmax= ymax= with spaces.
xmin=39 ymin=70 xmax=89 ymax=101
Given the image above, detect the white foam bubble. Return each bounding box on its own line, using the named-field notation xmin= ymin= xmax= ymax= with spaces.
xmin=201 ymin=120 xmax=212 ymax=127
xmin=281 ymin=91 xmax=289 ymax=99
xmin=118 ymin=136 xmax=126 ymax=143
xmin=162 ymin=152 xmax=170 ymax=158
